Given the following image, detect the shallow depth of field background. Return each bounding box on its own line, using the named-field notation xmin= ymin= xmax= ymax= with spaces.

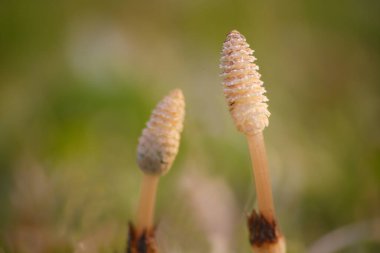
xmin=1 ymin=0 xmax=380 ymax=252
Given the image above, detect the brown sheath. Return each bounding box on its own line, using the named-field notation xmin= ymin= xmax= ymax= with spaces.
xmin=126 ymin=223 xmax=158 ymax=253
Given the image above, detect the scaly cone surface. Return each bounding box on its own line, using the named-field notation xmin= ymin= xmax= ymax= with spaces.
xmin=220 ymin=30 xmax=270 ymax=135
xmin=137 ymin=89 xmax=185 ymax=175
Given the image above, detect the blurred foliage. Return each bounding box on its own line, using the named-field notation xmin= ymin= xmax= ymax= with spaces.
xmin=1 ymin=0 xmax=380 ymax=252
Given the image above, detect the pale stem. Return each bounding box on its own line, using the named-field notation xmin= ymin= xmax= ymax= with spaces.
xmin=136 ymin=173 xmax=160 ymax=234
xmin=252 ymin=237 xmax=286 ymax=253
xmin=247 ymin=132 xmax=276 ymax=221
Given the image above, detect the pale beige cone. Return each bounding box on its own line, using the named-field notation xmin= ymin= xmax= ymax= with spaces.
xmin=137 ymin=89 xmax=185 ymax=175
xmin=220 ymin=30 xmax=270 ymax=135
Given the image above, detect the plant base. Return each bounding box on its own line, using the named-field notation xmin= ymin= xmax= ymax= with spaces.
xmin=126 ymin=223 xmax=158 ymax=253
xmin=247 ymin=210 xmax=286 ymax=253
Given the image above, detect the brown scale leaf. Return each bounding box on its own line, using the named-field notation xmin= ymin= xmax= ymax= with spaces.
xmin=247 ymin=210 xmax=283 ymax=248
xmin=126 ymin=223 xmax=158 ymax=253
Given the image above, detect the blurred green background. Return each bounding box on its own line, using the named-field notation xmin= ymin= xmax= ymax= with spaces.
xmin=1 ymin=0 xmax=380 ymax=252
